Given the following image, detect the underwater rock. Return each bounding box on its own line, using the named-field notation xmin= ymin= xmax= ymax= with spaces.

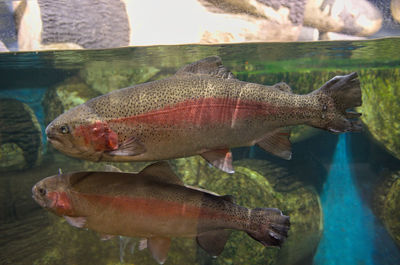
xmin=303 ymin=0 xmax=382 ymax=36
xmin=392 ymin=0 xmax=400 ymax=23
xmin=79 ymin=61 xmax=160 ymax=94
xmin=357 ymin=69 xmax=400 ymax=160
xmin=0 ymin=98 xmax=42 ymax=171
xmin=42 ymin=76 xmax=101 ymax=126
xmin=172 ymin=156 xmax=322 ymax=265
xmin=373 ymin=170 xmax=400 ymax=247
xmin=0 ymin=40 xmax=8 ymax=52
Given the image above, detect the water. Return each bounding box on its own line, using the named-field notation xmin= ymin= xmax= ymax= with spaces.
xmin=314 ymin=134 xmax=400 ymax=265
xmin=1 ymin=38 xmax=400 ymax=265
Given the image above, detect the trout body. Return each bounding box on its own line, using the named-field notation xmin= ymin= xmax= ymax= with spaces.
xmin=32 ymin=162 xmax=290 ymax=263
xmin=46 ymin=56 xmax=362 ymax=172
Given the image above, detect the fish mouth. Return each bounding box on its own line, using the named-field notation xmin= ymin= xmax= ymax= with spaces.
xmin=32 ymin=186 xmax=47 ymax=208
xmin=46 ymin=134 xmax=65 ymax=148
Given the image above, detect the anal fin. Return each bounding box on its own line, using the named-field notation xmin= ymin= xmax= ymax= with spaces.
xmin=200 ymin=149 xmax=234 ymax=173
xmin=147 ymin=237 xmax=171 ymax=265
xmin=256 ymin=129 xmax=292 ymax=160
xmin=196 ymin=229 xmax=231 ymax=257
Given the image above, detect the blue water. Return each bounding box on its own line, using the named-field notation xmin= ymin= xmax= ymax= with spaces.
xmin=314 ymin=134 xmax=400 ymax=265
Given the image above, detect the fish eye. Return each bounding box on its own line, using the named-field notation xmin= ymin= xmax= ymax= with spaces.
xmin=59 ymin=125 xmax=70 ymax=134
xmin=38 ymin=187 xmax=46 ymax=196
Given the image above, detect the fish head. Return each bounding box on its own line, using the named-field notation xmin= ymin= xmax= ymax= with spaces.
xmin=46 ymin=104 xmax=118 ymax=161
xmin=32 ymin=174 xmax=74 ymax=216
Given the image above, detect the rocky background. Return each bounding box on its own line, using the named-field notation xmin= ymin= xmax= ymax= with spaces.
xmin=3 ymin=0 xmax=400 ymax=51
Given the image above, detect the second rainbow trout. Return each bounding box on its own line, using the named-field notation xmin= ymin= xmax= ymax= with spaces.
xmin=32 ymin=162 xmax=290 ymax=264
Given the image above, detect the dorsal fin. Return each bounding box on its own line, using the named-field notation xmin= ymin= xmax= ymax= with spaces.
xmin=139 ymin=161 xmax=183 ymax=186
xmin=175 ymin=56 xmax=236 ymax=79
xmin=273 ymin=82 xmax=292 ymax=93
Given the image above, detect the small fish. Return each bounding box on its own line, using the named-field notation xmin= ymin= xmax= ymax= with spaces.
xmin=46 ymin=56 xmax=362 ymax=173
xmin=32 ymin=162 xmax=290 ymax=264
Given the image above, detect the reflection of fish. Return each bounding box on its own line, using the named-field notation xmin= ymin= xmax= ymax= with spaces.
xmin=46 ymin=56 xmax=362 ymax=173
xmin=32 ymin=162 xmax=290 ymax=264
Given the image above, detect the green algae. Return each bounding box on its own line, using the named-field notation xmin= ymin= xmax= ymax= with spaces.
xmin=79 ymin=61 xmax=160 ymax=94
xmin=42 ymin=76 xmax=101 ymax=125
xmin=356 ymin=68 xmax=400 ymax=160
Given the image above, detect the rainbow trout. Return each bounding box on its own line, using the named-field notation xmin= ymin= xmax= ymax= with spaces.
xmin=32 ymin=162 xmax=290 ymax=264
xmin=46 ymin=56 xmax=362 ymax=173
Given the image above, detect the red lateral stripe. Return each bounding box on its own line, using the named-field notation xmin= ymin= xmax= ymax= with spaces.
xmin=78 ymin=193 xmax=228 ymax=220
xmin=108 ymin=97 xmax=281 ymax=126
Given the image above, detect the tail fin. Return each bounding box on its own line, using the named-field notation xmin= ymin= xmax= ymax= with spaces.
xmin=311 ymin=72 xmax=362 ymax=133
xmin=247 ymin=208 xmax=290 ymax=248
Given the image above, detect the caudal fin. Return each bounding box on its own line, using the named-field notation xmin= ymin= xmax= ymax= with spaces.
xmin=311 ymin=72 xmax=362 ymax=133
xmin=247 ymin=208 xmax=290 ymax=248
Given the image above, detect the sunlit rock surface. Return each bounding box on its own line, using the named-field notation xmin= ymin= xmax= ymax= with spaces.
xmin=304 ymin=0 xmax=382 ymax=36
xmin=0 ymin=40 xmax=8 ymax=52
xmin=392 ymin=0 xmax=400 ymax=23
xmin=0 ymin=98 xmax=42 ymax=171
xmin=12 ymin=0 xmax=384 ymax=51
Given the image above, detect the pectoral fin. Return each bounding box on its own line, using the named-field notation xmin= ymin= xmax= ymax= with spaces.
xmin=196 ymin=230 xmax=231 ymax=257
xmin=64 ymin=216 xmax=86 ymax=228
xmin=273 ymin=82 xmax=292 ymax=93
xmin=147 ymin=237 xmax=171 ymax=265
xmin=108 ymin=136 xmax=146 ymax=156
xmin=256 ymin=129 xmax=292 ymax=160
xmin=200 ymin=149 xmax=234 ymax=173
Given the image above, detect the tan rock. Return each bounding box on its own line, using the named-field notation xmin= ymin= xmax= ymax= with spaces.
xmin=304 ymin=0 xmax=382 ymax=36
xmin=15 ymin=0 xmax=307 ymax=51
xmin=319 ymin=31 xmax=367 ymax=41
xmin=0 ymin=40 xmax=8 ymax=52
xmin=392 ymin=0 xmax=400 ymax=23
